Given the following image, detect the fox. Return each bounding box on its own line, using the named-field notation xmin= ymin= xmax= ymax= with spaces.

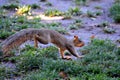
xmin=0 ymin=28 xmax=84 ymax=59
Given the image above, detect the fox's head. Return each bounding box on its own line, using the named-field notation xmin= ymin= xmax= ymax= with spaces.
xmin=73 ymin=35 xmax=84 ymax=47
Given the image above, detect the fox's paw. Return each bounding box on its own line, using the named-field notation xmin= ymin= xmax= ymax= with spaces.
xmin=62 ymin=56 xmax=72 ymax=60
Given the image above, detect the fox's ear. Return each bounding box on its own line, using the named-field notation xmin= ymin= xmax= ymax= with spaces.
xmin=74 ymin=35 xmax=78 ymax=39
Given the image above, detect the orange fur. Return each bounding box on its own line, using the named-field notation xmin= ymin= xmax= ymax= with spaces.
xmin=1 ymin=28 xmax=84 ymax=58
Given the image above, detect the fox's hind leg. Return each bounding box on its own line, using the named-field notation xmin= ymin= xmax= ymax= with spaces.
xmin=34 ymin=34 xmax=49 ymax=47
xmin=34 ymin=35 xmax=38 ymax=48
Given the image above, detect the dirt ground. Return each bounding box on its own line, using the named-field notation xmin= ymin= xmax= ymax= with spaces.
xmin=0 ymin=0 xmax=120 ymax=79
xmin=0 ymin=0 xmax=120 ymax=45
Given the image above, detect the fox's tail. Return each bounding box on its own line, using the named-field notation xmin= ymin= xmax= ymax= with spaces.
xmin=1 ymin=29 xmax=38 ymax=54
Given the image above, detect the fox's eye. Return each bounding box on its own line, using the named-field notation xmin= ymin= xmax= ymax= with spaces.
xmin=79 ymin=40 xmax=82 ymax=42
xmin=78 ymin=38 xmax=82 ymax=42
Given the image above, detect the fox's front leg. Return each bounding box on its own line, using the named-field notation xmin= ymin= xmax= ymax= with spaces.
xmin=66 ymin=44 xmax=79 ymax=58
xmin=59 ymin=48 xmax=72 ymax=60
xmin=59 ymin=48 xmax=65 ymax=59
xmin=66 ymin=44 xmax=84 ymax=58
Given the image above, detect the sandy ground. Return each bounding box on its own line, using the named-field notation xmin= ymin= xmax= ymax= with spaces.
xmin=0 ymin=0 xmax=120 ymax=79
xmin=0 ymin=0 xmax=120 ymax=59
xmin=0 ymin=0 xmax=120 ymax=44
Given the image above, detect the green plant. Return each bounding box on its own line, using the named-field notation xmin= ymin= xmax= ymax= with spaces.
xmin=15 ymin=16 xmax=28 ymax=23
xmin=44 ymin=9 xmax=64 ymax=17
xmin=40 ymin=0 xmax=47 ymax=2
xmin=86 ymin=10 xmax=102 ymax=17
xmin=101 ymin=21 xmax=109 ymax=27
xmin=32 ymin=17 xmax=41 ymax=22
xmin=2 ymin=3 xmax=19 ymax=10
xmin=41 ymin=22 xmax=68 ymax=34
xmin=86 ymin=11 xmax=95 ymax=17
xmin=95 ymin=6 xmax=102 ymax=9
xmin=81 ymin=39 xmax=117 ymax=58
xmin=39 ymin=46 xmax=58 ymax=59
xmin=0 ymin=9 xmax=7 ymax=17
xmin=0 ymin=30 xmax=14 ymax=39
xmin=95 ymin=11 xmax=102 ymax=16
xmin=81 ymin=39 xmax=120 ymax=77
xmin=55 ymin=28 xmax=68 ymax=34
xmin=0 ymin=14 xmax=67 ymax=36
xmin=74 ymin=19 xmax=82 ymax=26
xmin=63 ymin=13 xmax=72 ymax=19
xmin=0 ymin=15 xmax=34 ymax=38
xmin=0 ymin=66 xmax=6 ymax=80
xmin=69 ymin=19 xmax=82 ymax=30
xmin=110 ymin=3 xmax=120 ymax=23
xmin=5 ymin=38 xmax=119 ymax=79
xmin=69 ymin=25 xmax=79 ymax=30
xmin=115 ymin=0 xmax=120 ymax=3
xmin=8 ymin=0 xmax=19 ymax=3
xmin=16 ymin=53 xmax=43 ymax=72
xmin=17 ymin=46 xmax=58 ymax=71
xmin=0 ymin=66 xmax=19 ymax=79
xmin=68 ymin=7 xmax=82 ymax=16
xmin=0 ymin=17 xmax=12 ymax=29
xmin=46 ymin=22 xmax=61 ymax=27
xmin=83 ymin=39 xmax=118 ymax=60
xmin=30 ymin=4 xmax=40 ymax=9
xmin=16 ymin=5 xmax=31 ymax=15
xmin=0 ymin=46 xmax=3 ymax=57
xmin=22 ymin=70 xmax=59 ymax=80
xmin=75 ymin=0 xmax=87 ymax=5
xmin=45 ymin=2 xmax=52 ymax=6
xmin=97 ymin=21 xmax=109 ymax=27
xmin=81 ymin=73 xmax=117 ymax=80
xmin=74 ymin=19 xmax=82 ymax=23
xmin=103 ymin=27 xmax=116 ymax=34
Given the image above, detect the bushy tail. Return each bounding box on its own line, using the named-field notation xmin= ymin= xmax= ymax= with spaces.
xmin=1 ymin=29 xmax=37 ymax=54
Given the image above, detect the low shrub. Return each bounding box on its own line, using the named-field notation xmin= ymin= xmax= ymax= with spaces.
xmin=69 ymin=25 xmax=79 ymax=30
xmin=115 ymin=0 xmax=120 ymax=4
xmin=30 ymin=4 xmax=40 ymax=9
xmin=44 ymin=9 xmax=64 ymax=17
xmin=16 ymin=5 xmax=31 ymax=15
xmin=22 ymin=70 xmax=59 ymax=80
xmin=0 ymin=14 xmax=67 ymax=39
xmin=16 ymin=46 xmax=58 ymax=72
xmin=97 ymin=21 xmax=109 ymax=27
xmin=81 ymin=39 xmax=120 ymax=78
xmin=13 ymin=39 xmax=120 ymax=79
xmin=2 ymin=4 xmax=19 ymax=10
xmin=86 ymin=10 xmax=102 ymax=18
xmin=75 ymin=0 xmax=87 ymax=5
xmin=110 ymin=3 xmax=120 ymax=23
xmin=0 ymin=66 xmax=19 ymax=79
xmin=45 ymin=2 xmax=52 ymax=6
xmin=68 ymin=7 xmax=82 ymax=16
xmin=0 ymin=30 xmax=14 ymax=39
xmin=103 ymin=27 xmax=115 ymax=34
